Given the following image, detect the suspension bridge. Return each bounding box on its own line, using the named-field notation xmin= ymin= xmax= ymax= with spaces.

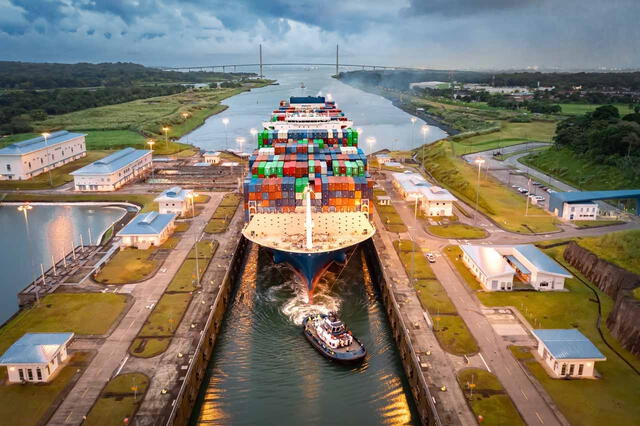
xmin=160 ymin=44 xmax=427 ymax=76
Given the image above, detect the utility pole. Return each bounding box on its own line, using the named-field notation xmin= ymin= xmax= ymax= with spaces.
xmin=259 ymin=44 xmax=263 ymax=78
xmin=336 ymin=44 xmax=339 ymax=76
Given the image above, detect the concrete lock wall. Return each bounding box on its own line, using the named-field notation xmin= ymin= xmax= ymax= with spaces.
xmin=168 ymin=235 xmax=250 ymax=426
xmin=362 ymin=237 xmax=436 ymax=426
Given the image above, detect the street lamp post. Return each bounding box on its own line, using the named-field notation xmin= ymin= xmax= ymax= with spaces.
xmin=410 ymin=117 xmax=417 ymax=161
xmin=187 ymin=192 xmax=201 ymax=288
xmin=41 ymin=132 xmax=53 ymax=187
xmin=181 ymin=113 xmax=190 ymax=144
xmin=236 ymin=136 xmax=246 ymax=183
xmin=474 ymin=158 xmax=485 ymax=224
xmin=18 ymin=203 xmax=38 ymax=304
xmin=222 ymin=118 xmax=230 ymax=150
xmin=162 ymin=126 xmax=170 ymax=150
xmin=147 ymin=140 xmax=155 ymax=184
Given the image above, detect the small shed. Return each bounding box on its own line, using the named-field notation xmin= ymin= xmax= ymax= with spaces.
xmin=532 ymin=329 xmax=606 ymax=379
xmin=376 ymin=195 xmax=391 ymax=206
xmin=0 ymin=332 xmax=74 ymax=383
xmin=117 ymin=211 xmax=177 ymax=249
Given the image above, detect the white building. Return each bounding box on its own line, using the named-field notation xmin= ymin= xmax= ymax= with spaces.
xmin=561 ymin=202 xmax=599 ymax=221
xmin=117 ymin=211 xmax=177 ymax=249
xmin=70 ymin=147 xmax=152 ymax=191
xmin=532 ymin=329 xmax=606 ymax=379
xmin=460 ymin=244 xmax=572 ymax=291
xmin=0 ymin=131 xmax=86 ymax=181
xmin=460 ymin=245 xmax=515 ymax=291
xmin=376 ymin=154 xmax=392 ymax=165
xmin=203 ymin=151 xmax=222 ymax=165
xmin=154 ymin=186 xmax=194 ymax=217
xmin=391 ymin=171 xmax=456 ymax=216
xmin=0 ymin=332 xmax=74 ymax=383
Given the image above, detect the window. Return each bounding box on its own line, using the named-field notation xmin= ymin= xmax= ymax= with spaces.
xmin=18 ymin=369 xmax=24 ymax=381
xmin=36 ymin=368 xmax=42 ymax=381
xmin=561 ymin=364 xmax=567 ymax=375
xmin=578 ymin=364 xmax=584 ymax=376
xmin=27 ymin=369 xmax=33 ymax=380
xmin=554 ymin=361 xmax=558 ymax=370
xmin=5 ymin=164 xmax=10 ymax=171
xmin=569 ymin=364 xmax=575 ymax=375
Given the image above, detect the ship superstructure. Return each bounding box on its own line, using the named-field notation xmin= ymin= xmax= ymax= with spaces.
xmin=242 ymin=96 xmax=375 ymax=293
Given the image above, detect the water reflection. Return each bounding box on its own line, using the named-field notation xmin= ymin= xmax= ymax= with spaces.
xmin=192 ymin=245 xmax=417 ymax=425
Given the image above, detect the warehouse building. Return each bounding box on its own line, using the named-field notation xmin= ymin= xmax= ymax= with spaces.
xmin=203 ymin=151 xmax=222 ymax=165
xmin=548 ymin=190 xmax=640 ymax=220
xmin=0 ymin=131 xmax=86 ymax=181
xmin=532 ymin=329 xmax=606 ymax=379
xmin=0 ymin=332 xmax=74 ymax=383
xmin=391 ymin=171 xmax=456 ymax=216
xmin=70 ymin=147 xmax=152 ymax=191
xmin=117 ymin=211 xmax=177 ymax=249
xmin=460 ymin=244 xmax=571 ymax=291
xmin=155 ymin=186 xmax=194 ymax=217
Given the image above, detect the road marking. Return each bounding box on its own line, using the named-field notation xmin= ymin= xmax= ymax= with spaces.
xmin=478 ymin=353 xmax=491 ymax=372
xmin=114 ymin=354 xmax=129 ymax=377
xmin=536 ymin=412 xmax=544 ymax=424
xmin=521 ymin=389 xmax=528 ymax=400
xmin=422 ymin=311 xmax=432 ymax=328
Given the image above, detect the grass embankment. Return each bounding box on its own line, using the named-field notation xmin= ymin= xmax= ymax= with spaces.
xmin=393 ymin=240 xmax=478 ymax=355
xmin=419 ymin=141 xmax=559 ymax=233
xmin=0 ymin=193 xmax=157 ymax=212
xmin=443 ymin=245 xmax=484 ymax=291
xmin=452 ymin=121 xmax=557 ymax=156
xmin=0 ymin=352 xmax=91 ymax=426
xmin=457 ymin=368 xmax=525 ymax=426
xmin=559 ymin=103 xmax=633 ymax=116
xmin=0 ymin=293 xmax=127 ymax=354
xmin=34 ymin=83 xmax=269 ymax=155
xmin=204 ymin=193 xmax=241 ymax=234
xmin=494 ymin=144 xmax=550 ymax=161
xmin=0 ymin=151 xmax=109 ymax=190
xmin=572 ymin=220 xmax=624 ymax=228
xmin=373 ymin=188 xmax=407 ymax=233
xmin=478 ymin=243 xmax=640 ymax=426
xmin=576 ymin=230 xmax=640 ymax=275
xmin=521 ymin=147 xmax=640 ymax=190
xmin=84 ymin=373 xmax=150 ymax=426
xmin=130 ymin=239 xmax=218 ymax=358
xmin=427 ymin=223 xmax=488 ymax=239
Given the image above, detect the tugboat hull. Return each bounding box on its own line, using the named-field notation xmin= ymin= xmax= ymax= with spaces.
xmin=302 ymin=315 xmax=366 ymax=362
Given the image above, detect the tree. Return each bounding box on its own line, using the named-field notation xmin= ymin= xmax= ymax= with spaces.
xmin=591 ymin=104 xmax=620 ymax=121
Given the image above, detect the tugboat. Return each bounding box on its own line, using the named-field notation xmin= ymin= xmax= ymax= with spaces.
xmin=303 ymin=312 xmax=366 ymax=362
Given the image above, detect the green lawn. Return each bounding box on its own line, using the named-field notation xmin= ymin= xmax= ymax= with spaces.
xmin=559 ymin=103 xmax=633 ymax=116
xmin=136 ymin=293 xmax=192 ymax=338
xmin=478 ymin=244 xmax=640 ymax=426
xmin=1 ymin=193 xmax=158 ymax=212
xmin=84 ymin=373 xmax=149 ymax=426
xmin=0 ymin=352 xmax=90 ymax=426
xmin=521 ymin=147 xmax=640 ymax=190
xmin=94 ymin=247 xmax=160 ymax=284
xmin=0 ymin=151 xmax=109 ymax=190
xmin=427 ymin=223 xmax=488 ymax=239
xmin=0 ymin=293 xmax=127 ymax=354
xmin=443 ymin=245 xmax=484 ymax=291
xmin=495 ymin=145 xmax=550 ymax=161
xmin=204 ymin=193 xmax=240 ymax=234
xmin=572 ymin=220 xmax=624 ymax=229
xmin=452 ymin=121 xmax=557 ymax=155
xmin=373 ymin=188 xmax=408 ymax=233
xmin=576 ymin=230 xmax=640 ymax=275
xmin=0 ymin=132 xmax=39 ymax=147
xmin=129 ymin=337 xmax=171 ymax=358
xmin=394 ymin=239 xmax=478 ymax=355
xmin=457 ymin=368 xmax=525 ymax=426
xmin=83 ymin=130 xmax=147 ymax=150
xmin=419 ymin=141 xmax=559 ymax=234
xmin=174 ymin=221 xmax=191 ymax=233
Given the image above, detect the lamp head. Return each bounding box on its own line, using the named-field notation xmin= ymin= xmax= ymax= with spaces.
xmin=41 ymin=132 xmax=51 ymax=139
xmin=410 ymin=117 xmax=417 ymax=124
xmin=222 ymin=118 xmax=229 ymax=125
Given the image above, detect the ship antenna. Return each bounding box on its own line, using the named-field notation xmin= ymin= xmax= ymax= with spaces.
xmin=303 ymin=186 xmax=314 ymax=250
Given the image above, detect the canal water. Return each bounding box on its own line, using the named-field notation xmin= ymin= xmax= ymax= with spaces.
xmin=0 ymin=204 xmax=126 ymax=323
xmin=190 ymin=69 xmax=431 ymax=425
xmin=181 ymin=68 xmax=447 ymax=152
xmin=192 ymin=245 xmax=418 ymax=425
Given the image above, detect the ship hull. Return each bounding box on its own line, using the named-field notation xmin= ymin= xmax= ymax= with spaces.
xmin=271 ymin=246 xmax=349 ymax=291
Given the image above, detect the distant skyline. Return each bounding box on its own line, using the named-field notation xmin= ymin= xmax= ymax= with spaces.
xmin=1 ymin=0 xmax=639 ymax=70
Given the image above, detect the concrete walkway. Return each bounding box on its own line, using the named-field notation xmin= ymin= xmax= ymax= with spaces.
xmin=382 ymin=178 xmax=566 ymax=426
xmin=48 ymin=193 xmax=224 ymax=425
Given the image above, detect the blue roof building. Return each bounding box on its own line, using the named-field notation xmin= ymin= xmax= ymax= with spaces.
xmin=0 ymin=131 xmax=87 ymax=181
xmin=548 ymin=190 xmax=640 ymax=218
xmin=70 ymin=147 xmax=152 ymax=191
xmin=117 ymin=211 xmax=177 ymax=248
xmin=0 ymin=332 xmax=74 ymax=382
xmin=155 ymin=186 xmax=194 ymax=216
xmin=532 ymin=329 xmax=606 ymax=378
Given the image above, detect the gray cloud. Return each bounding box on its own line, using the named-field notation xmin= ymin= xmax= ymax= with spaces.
xmin=404 ymin=0 xmax=538 ymax=16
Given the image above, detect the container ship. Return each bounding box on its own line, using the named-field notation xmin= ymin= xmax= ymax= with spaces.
xmin=242 ymin=96 xmax=375 ymax=295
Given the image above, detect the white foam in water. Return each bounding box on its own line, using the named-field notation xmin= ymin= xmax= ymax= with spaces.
xmin=281 ymin=282 xmax=341 ymax=325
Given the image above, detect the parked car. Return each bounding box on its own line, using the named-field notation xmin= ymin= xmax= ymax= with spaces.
xmin=426 ymin=253 xmax=436 ymax=263
xmin=532 ymin=182 xmax=541 ymax=186
xmin=518 ymin=187 xmax=529 ymax=193
xmin=547 ymin=189 xmax=557 ymax=193
xmin=511 ymin=184 xmax=520 ymax=188
xmin=534 ymin=195 xmax=545 ymax=201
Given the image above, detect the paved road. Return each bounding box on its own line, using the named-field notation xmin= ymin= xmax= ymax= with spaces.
xmin=379 ymin=177 xmax=566 ymax=426
xmin=48 ymin=193 xmax=223 ymax=425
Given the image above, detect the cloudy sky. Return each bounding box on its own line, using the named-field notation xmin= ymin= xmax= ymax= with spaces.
xmin=1 ymin=0 xmax=639 ymax=70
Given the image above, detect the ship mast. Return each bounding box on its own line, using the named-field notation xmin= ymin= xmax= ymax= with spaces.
xmin=303 ymin=186 xmax=314 ymax=250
